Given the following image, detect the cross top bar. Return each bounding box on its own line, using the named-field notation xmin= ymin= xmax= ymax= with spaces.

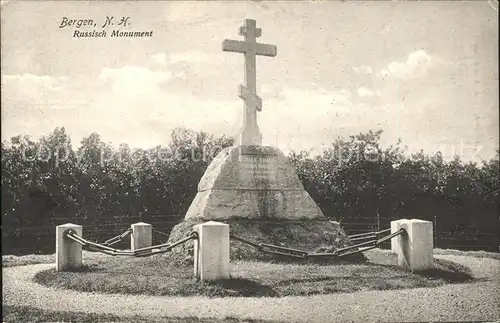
xmin=222 ymin=19 xmax=277 ymax=146
xmin=239 ymin=19 xmax=261 ymax=38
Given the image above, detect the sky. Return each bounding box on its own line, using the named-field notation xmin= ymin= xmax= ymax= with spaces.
xmin=1 ymin=0 xmax=498 ymax=162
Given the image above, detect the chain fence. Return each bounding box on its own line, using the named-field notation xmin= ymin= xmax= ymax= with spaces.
xmin=99 ymin=228 xmax=133 ymax=247
xmin=230 ymin=228 xmax=406 ymax=259
xmin=65 ymin=230 xmax=197 ymax=257
xmin=5 ymin=213 xmax=498 ymax=255
xmin=64 ymin=225 xmax=405 ymax=261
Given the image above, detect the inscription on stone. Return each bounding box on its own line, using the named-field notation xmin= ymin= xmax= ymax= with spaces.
xmin=238 ymin=156 xmax=277 ymax=186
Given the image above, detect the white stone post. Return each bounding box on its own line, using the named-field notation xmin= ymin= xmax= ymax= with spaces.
xmin=391 ymin=219 xmax=408 ymax=253
xmin=396 ymin=219 xmax=434 ymax=271
xmin=131 ymin=222 xmax=152 ymax=251
xmin=193 ymin=221 xmax=230 ymax=281
xmin=56 ymin=223 xmax=83 ymax=271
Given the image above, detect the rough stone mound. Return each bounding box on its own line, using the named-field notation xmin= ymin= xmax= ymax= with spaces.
xmin=164 ymin=219 xmax=366 ymax=267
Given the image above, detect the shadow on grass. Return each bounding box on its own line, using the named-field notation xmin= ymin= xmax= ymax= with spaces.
xmin=417 ymin=258 xmax=474 ymax=283
xmin=365 ymin=254 xmax=475 ymax=284
xmin=2 ymin=305 xmax=281 ymax=323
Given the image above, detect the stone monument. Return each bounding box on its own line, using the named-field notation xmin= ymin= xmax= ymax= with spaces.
xmin=185 ymin=18 xmax=323 ymax=220
xmin=166 ymin=19 xmax=355 ymax=264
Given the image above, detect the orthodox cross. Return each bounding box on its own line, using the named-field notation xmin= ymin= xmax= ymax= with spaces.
xmin=222 ymin=19 xmax=277 ymax=146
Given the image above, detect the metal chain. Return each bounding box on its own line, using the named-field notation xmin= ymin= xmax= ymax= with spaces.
xmin=336 ymin=229 xmax=406 ymax=258
xmin=230 ymin=228 xmax=406 ymax=259
xmin=347 ymin=228 xmax=391 ymax=242
xmin=229 ymin=234 xmax=309 ymax=259
xmin=66 ymin=227 xmax=405 ymax=260
xmin=135 ymin=232 xmax=198 ymax=257
xmin=65 ymin=230 xmax=198 ymax=257
xmin=100 ymin=228 xmax=133 ymax=247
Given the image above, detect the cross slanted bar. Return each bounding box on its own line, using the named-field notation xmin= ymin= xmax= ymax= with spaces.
xmin=222 ymin=19 xmax=277 ymax=146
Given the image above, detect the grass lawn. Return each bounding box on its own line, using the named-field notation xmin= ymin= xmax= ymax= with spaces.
xmin=31 ymin=249 xmax=474 ymax=298
xmin=2 ymin=306 xmax=279 ymax=323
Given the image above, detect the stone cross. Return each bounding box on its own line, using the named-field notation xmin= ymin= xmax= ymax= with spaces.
xmin=222 ymin=19 xmax=277 ymax=146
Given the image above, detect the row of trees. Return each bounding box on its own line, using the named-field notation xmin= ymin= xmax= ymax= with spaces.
xmin=289 ymin=130 xmax=499 ymax=234
xmin=1 ymin=127 xmax=233 ymax=229
xmin=2 ymin=127 xmax=499 ymax=252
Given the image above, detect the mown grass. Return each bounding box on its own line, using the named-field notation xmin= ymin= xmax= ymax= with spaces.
xmin=2 ymin=306 xmax=279 ymax=323
xmin=32 ymin=249 xmax=474 ymax=298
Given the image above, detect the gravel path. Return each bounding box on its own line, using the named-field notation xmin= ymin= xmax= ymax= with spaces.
xmin=3 ymin=255 xmax=500 ymax=323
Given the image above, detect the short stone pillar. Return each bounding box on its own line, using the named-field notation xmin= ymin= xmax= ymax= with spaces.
xmin=193 ymin=221 xmax=230 ymax=281
xmin=56 ymin=223 xmax=83 ymax=271
xmin=131 ymin=222 xmax=152 ymax=251
xmin=391 ymin=219 xmax=408 ymax=253
xmin=396 ymin=219 xmax=434 ymax=271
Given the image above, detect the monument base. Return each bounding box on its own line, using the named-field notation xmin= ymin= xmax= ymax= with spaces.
xmin=164 ymin=218 xmax=365 ymax=266
xmin=164 ymin=145 xmax=361 ymax=266
xmin=185 ymin=145 xmax=324 ymax=220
